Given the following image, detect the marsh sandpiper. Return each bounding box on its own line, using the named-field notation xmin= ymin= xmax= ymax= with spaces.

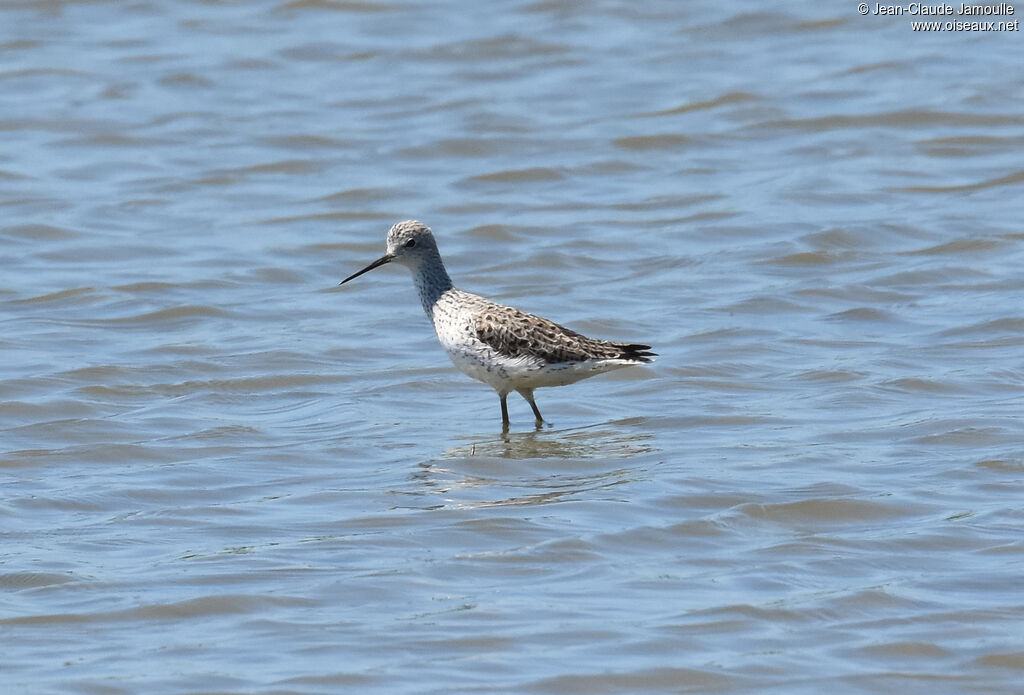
xmin=340 ymin=220 xmax=655 ymax=429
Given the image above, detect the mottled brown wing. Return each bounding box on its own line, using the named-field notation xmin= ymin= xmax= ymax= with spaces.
xmin=473 ymin=303 xmax=655 ymax=364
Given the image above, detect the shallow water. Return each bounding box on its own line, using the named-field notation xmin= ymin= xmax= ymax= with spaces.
xmin=3 ymin=1 xmax=1024 ymax=693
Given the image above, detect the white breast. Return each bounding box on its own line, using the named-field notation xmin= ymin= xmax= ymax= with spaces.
xmin=429 ymin=292 xmax=514 ymax=391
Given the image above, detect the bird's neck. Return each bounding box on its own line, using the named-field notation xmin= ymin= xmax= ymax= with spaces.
xmin=412 ymin=256 xmax=454 ymax=317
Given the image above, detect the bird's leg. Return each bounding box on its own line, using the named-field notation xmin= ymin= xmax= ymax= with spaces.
xmin=500 ymin=393 xmax=510 ymax=432
xmin=529 ymin=401 xmax=544 ymax=428
xmin=517 ymin=389 xmax=544 ymax=427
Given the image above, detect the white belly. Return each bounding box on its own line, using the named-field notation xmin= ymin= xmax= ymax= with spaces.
xmin=427 ymin=289 xmax=634 ymax=395
xmin=444 ymin=342 xmax=632 ymax=394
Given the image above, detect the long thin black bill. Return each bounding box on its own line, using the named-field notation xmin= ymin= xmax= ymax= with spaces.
xmin=339 ymin=254 xmax=393 ymax=285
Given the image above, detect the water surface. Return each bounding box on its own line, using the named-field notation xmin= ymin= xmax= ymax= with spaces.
xmin=2 ymin=1 xmax=1023 ymax=693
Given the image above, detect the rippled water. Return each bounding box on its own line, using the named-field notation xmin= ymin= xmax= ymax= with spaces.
xmin=3 ymin=1 xmax=1024 ymax=693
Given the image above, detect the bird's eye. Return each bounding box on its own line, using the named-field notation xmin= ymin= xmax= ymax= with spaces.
xmin=404 ymin=239 xmax=416 ymax=248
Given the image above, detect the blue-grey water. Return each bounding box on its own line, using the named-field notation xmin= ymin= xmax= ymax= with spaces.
xmin=3 ymin=2 xmax=1024 ymax=693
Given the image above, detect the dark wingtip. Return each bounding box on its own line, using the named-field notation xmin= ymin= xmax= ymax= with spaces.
xmin=620 ymin=343 xmax=656 ymax=363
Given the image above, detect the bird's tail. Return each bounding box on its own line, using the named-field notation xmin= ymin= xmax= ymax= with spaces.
xmin=617 ymin=343 xmax=656 ymax=363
